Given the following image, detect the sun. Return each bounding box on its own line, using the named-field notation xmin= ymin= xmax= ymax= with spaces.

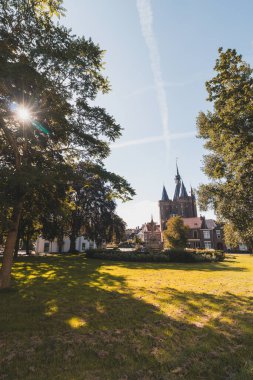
xmin=16 ymin=106 xmax=31 ymax=121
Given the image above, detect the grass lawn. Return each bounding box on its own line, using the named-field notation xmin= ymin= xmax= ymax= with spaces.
xmin=1 ymin=254 xmax=253 ymax=380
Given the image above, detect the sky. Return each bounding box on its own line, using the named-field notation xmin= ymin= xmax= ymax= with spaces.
xmin=62 ymin=0 xmax=253 ymax=227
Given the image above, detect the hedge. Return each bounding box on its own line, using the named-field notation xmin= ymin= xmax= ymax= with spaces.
xmin=85 ymin=249 xmax=225 ymax=263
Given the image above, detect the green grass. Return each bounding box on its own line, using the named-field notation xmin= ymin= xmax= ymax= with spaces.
xmin=1 ymin=254 xmax=253 ymax=380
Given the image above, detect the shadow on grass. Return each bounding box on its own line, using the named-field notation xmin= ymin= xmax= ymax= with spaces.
xmin=97 ymin=259 xmax=248 ymax=272
xmin=0 ymin=255 xmax=252 ymax=380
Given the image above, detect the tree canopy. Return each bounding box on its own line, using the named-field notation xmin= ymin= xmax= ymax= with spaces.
xmin=163 ymin=216 xmax=189 ymax=249
xmin=223 ymin=222 xmax=241 ymax=250
xmin=40 ymin=162 xmax=131 ymax=251
xmin=197 ymin=48 xmax=253 ymax=250
xmin=0 ymin=0 xmax=134 ymax=288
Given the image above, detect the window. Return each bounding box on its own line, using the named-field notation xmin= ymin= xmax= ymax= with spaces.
xmin=216 ymin=230 xmax=221 ymax=239
xmin=203 ymin=230 xmax=210 ymax=239
xmin=193 ymin=230 xmax=198 ymax=239
xmin=204 ymin=241 xmax=212 ymax=249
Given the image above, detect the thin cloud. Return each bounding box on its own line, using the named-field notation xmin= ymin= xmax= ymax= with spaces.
xmin=136 ymin=0 xmax=170 ymax=149
xmin=111 ymin=131 xmax=195 ymax=149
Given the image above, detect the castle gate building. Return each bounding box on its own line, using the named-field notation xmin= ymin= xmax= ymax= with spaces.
xmin=159 ymin=165 xmax=197 ymax=231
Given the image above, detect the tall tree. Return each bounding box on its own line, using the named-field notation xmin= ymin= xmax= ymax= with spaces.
xmin=197 ymin=48 xmax=253 ymax=251
xmin=66 ymin=162 xmax=133 ymax=250
xmin=223 ymin=223 xmax=241 ymax=251
xmin=107 ymin=214 xmax=126 ymax=244
xmin=163 ymin=216 xmax=189 ymax=249
xmin=0 ymin=0 xmax=131 ymax=287
xmin=40 ymin=165 xmax=131 ymax=252
xmin=40 ymin=202 xmax=72 ymax=254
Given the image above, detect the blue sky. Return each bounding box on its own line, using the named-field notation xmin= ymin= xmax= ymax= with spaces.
xmin=63 ymin=0 xmax=253 ymax=227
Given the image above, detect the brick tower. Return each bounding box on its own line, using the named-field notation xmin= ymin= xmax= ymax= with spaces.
xmin=159 ymin=164 xmax=197 ymax=231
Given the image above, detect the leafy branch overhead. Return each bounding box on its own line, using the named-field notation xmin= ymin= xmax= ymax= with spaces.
xmin=0 ymin=0 xmax=134 ymax=288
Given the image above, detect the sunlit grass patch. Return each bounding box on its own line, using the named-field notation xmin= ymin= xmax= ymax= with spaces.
xmin=0 ymin=254 xmax=252 ymax=379
xmin=67 ymin=316 xmax=87 ymax=329
xmin=45 ymin=299 xmax=58 ymax=316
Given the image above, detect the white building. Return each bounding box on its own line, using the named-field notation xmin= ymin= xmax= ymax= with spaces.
xmin=35 ymin=236 xmax=96 ymax=254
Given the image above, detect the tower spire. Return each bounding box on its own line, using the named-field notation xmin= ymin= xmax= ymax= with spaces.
xmin=161 ymin=185 xmax=169 ymax=201
xmin=180 ymin=181 xmax=188 ymax=198
xmin=175 ymin=158 xmax=180 ymax=181
xmin=173 ymin=159 xmax=181 ymax=200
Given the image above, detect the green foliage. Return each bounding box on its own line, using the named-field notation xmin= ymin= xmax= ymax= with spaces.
xmin=0 ymin=0 xmax=121 ymax=174
xmin=86 ymin=250 xmax=172 ymax=263
xmin=197 ymin=48 xmax=253 ymax=251
xmin=133 ymin=236 xmax=143 ymax=244
xmin=31 ymin=0 xmax=65 ymax=18
xmin=39 ymin=162 xmax=130 ymax=250
xmin=163 ymin=216 xmax=189 ymax=249
xmin=86 ymin=249 xmax=224 ymax=263
xmin=107 ymin=214 xmax=126 ymax=244
xmin=224 ymin=222 xmax=241 ymax=249
xmin=0 ymin=0 xmax=134 ymax=286
xmin=69 ymin=163 xmax=130 ymax=247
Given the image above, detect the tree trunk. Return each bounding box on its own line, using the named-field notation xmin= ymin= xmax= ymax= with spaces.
xmin=96 ymin=239 xmax=102 ymax=249
xmin=58 ymin=238 xmax=63 ymax=254
xmin=25 ymin=236 xmax=30 ymax=255
xmin=58 ymin=242 xmax=62 ymax=254
xmin=0 ymin=199 xmax=23 ymax=288
xmin=69 ymin=234 xmax=76 ymax=253
xmin=14 ymin=234 xmax=20 ymax=258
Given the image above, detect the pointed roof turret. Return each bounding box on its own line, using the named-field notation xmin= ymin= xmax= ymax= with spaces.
xmin=180 ymin=181 xmax=188 ymax=198
xmin=175 ymin=162 xmax=181 ymax=181
xmin=190 ymin=186 xmax=196 ymax=200
xmin=161 ymin=185 xmax=169 ymax=201
xmin=173 ymin=162 xmax=181 ymax=200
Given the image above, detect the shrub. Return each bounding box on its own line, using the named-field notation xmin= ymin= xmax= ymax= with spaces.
xmin=86 ymin=250 xmax=170 ymax=262
xmin=195 ymin=249 xmax=225 ymax=262
xmin=85 ymin=249 xmax=225 ymax=263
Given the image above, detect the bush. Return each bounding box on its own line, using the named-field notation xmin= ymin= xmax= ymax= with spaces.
xmin=165 ymin=250 xmax=199 ymax=263
xmin=195 ymin=249 xmax=225 ymax=262
xmin=85 ymin=249 xmax=225 ymax=263
xmin=86 ymin=250 xmax=170 ymax=262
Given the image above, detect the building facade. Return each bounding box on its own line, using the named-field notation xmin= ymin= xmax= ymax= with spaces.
xmin=159 ymin=165 xmax=197 ymax=230
xmin=35 ymin=236 xmax=96 ymax=254
xmin=182 ymin=217 xmax=225 ymax=250
xmin=136 ymin=217 xmax=162 ymax=251
xmin=159 ymin=165 xmax=226 ymax=250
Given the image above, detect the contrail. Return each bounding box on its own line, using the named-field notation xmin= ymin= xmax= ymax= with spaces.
xmin=124 ymin=76 xmax=204 ymax=99
xmin=136 ymin=0 xmax=170 ymax=150
xmin=111 ymin=131 xmax=195 ymax=149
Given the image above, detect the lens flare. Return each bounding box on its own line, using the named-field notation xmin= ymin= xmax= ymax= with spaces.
xmin=16 ymin=106 xmax=30 ymax=121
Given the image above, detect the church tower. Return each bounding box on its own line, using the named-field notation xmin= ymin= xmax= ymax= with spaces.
xmin=159 ymin=164 xmax=197 ymax=231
